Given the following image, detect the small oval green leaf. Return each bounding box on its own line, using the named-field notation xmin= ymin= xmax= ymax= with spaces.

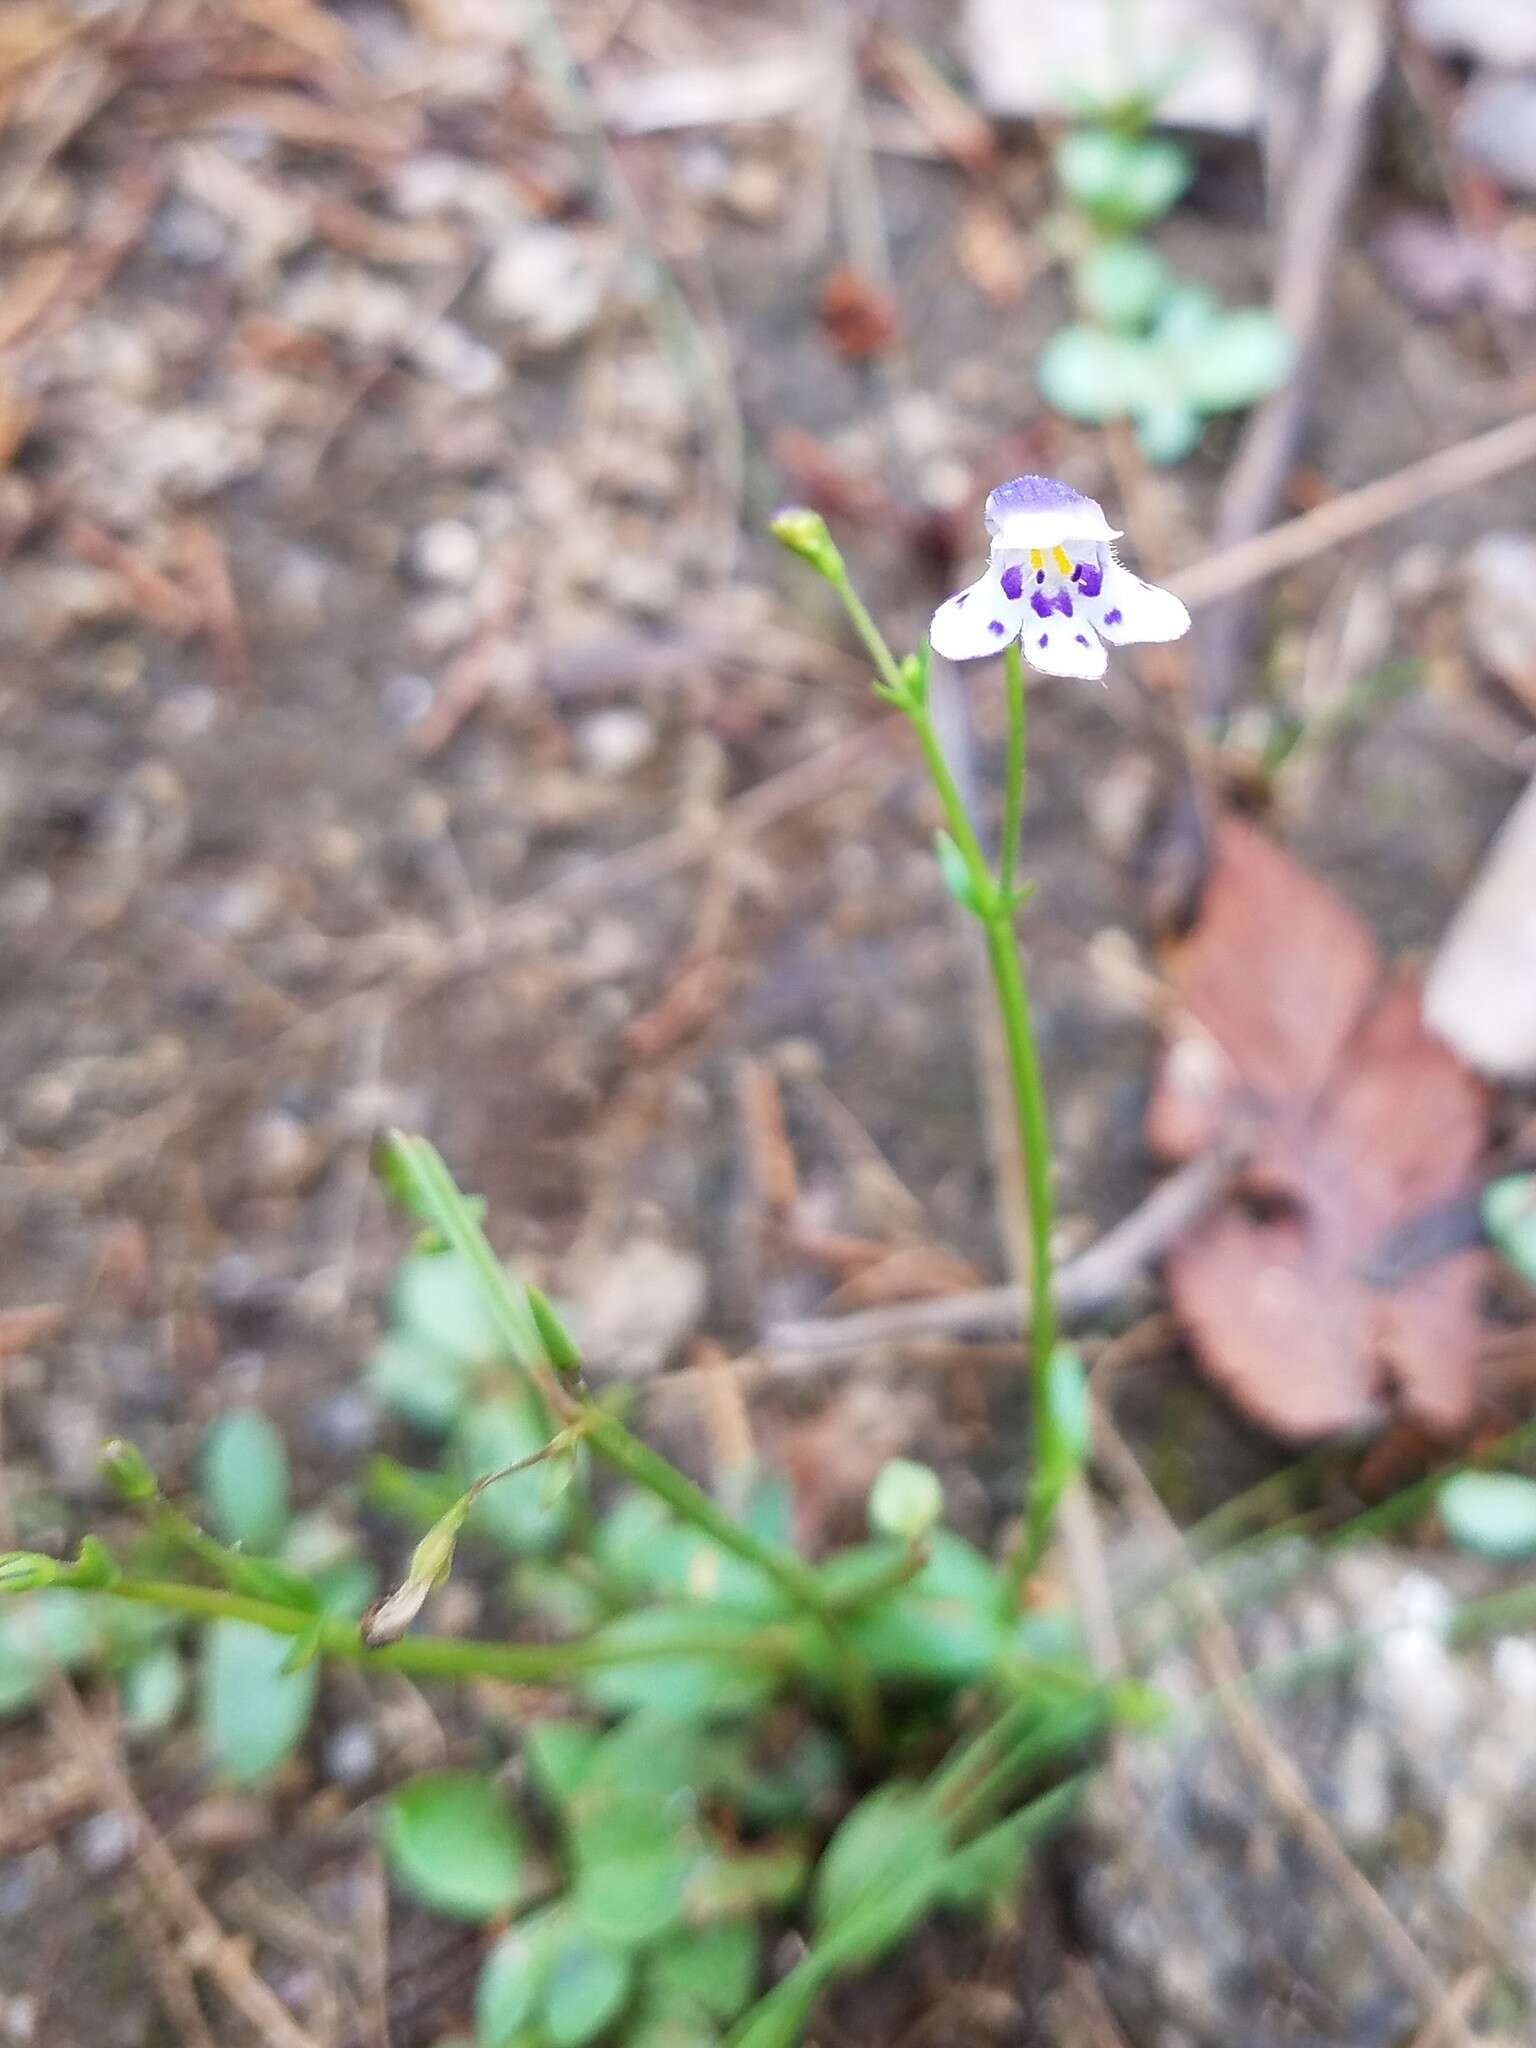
xmin=200 ymin=1618 xmax=317 ymax=1785
xmin=383 ymin=1771 xmax=527 ymax=1922
xmin=1485 ymin=1172 xmax=1536 ymax=1286
xmin=1441 ymin=1471 xmax=1536 ymax=1562
xmin=201 ymin=1408 xmax=290 ymax=1553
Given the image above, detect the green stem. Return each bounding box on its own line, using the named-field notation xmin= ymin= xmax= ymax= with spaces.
xmin=998 ymin=640 xmax=1026 ymax=902
xmin=51 ymin=1569 xmax=800 ymax=1684
xmin=985 ymin=924 xmax=1062 ymax=1605
xmin=810 ymin=573 xmax=1065 ymax=1612
xmin=903 ymin=697 xmax=1062 ymax=1603
xmin=382 ymin=1134 xmax=882 ymax=1750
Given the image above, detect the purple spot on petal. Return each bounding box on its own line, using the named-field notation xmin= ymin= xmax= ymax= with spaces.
xmin=1036 ymin=569 xmax=1045 ymax=584
xmin=1057 ymin=593 xmax=1074 ymax=618
xmin=1075 ymin=634 xmax=1089 ymax=646
xmin=1072 ymin=559 xmax=1104 ymax=597
xmin=955 ymin=592 xmax=968 ymax=607
xmin=999 ymin=564 xmax=1024 ymax=600
xmin=1030 ymin=590 xmax=1052 ymax=619
xmin=1103 ymin=607 xmax=1122 ymax=627
xmin=1038 ymin=633 xmax=1049 ymax=648
xmin=988 ymin=619 xmax=1006 ymax=637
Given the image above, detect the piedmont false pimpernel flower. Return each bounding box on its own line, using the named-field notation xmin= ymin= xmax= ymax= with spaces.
xmin=930 ymin=474 xmax=1190 ymax=679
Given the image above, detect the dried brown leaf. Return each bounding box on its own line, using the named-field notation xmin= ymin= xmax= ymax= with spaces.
xmin=1153 ymin=821 xmax=1489 ymax=1439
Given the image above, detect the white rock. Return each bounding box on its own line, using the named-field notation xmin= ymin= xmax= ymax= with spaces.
xmin=1455 ymin=74 xmax=1536 ymax=196
xmin=576 ymin=708 xmax=657 ymax=779
xmin=410 ymin=517 xmax=483 ymax=587
xmin=1464 ymin=530 xmax=1536 ymax=707
xmin=1425 ymin=776 xmax=1536 ymax=1078
xmin=572 ymin=1238 xmax=708 ymax=1378
xmin=1406 ymin=0 xmax=1536 ymax=67
xmin=963 ymin=0 xmax=1264 ymax=132
xmin=481 ymin=225 xmax=612 ymax=351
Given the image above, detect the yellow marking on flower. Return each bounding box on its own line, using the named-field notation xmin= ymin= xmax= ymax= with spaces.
xmin=1052 ymin=546 xmax=1073 ymax=577
xmin=1029 ymin=548 xmax=1044 ymax=572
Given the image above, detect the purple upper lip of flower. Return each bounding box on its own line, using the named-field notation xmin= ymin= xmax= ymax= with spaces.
xmin=983 ymin=474 xmax=1119 ymax=545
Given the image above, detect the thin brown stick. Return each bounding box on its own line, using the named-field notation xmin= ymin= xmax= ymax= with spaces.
xmin=1093 ymin=1408 xmax=1482 ymax=2048
xmin=766 ymin=1141 xmax=1238 ymax=1359
xmin=1192 ymin=0 xmax=1390 ymax=721
xmin=45 ymin=1680 xmax=324 ymax=2048
xmin=1172 ymin=407 xmax=1536 ymax=613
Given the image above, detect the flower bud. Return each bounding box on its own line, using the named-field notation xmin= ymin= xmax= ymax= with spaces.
xmin=868 ymin=1458 xmax=944 ymax=1543
xmin=0 ymin=1552 xmax=61 ymax=1593
xmin=99 ymin=1438 xmax=159 ymax=1504
xmin=526 ymin=1284 xmax=583 ymax=1376
xmin=770 ymin=507 xmax=843 ymax=582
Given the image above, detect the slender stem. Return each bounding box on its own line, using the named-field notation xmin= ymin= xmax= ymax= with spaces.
xmin=985 ymin=925 xmax=1062 ymax=1605
xmin=902 ymin=698 xmax=1062 ymax=1605
xmin=383 ymin=1134 xmax=883 ymax=1749
xmin=998 ymin=640 xmax=1026 ymax=903
xmin=828 ymin=569 xmax=907 ymax=696
xmin=60 ymin=1572 xmax=798 ymax=1683
xmin=807 ymin=571 xmax=1067 ymax=1611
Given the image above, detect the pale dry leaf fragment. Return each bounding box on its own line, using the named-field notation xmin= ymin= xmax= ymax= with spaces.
xmin=1425 ymin=776 xmax=1536 ymax=1081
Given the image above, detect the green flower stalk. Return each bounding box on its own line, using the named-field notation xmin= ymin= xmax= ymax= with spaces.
xmin=776 ymin=478 xmax=1190 ymax=1604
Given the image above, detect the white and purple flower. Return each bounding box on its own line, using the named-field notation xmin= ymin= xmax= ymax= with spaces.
xmin=930 ymin=475 xmax=1190 ymax=680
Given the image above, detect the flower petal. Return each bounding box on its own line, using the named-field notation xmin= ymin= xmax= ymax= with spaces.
xmin=1022 ymin=615 xmax=1107 ymax=681
xmin=984 ymin=474 xmax=1121 ymax=549
xmin=1088 ymin=561 xmax=1190 ymax=646
xmin=929 ymin=568 xmax=1026 ymax=661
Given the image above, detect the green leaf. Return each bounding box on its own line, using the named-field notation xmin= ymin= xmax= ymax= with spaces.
xmin=650 ymin=1922 xmax=759 ymax=2022
xmin=383 ymin=1771 xmax=527 ymax=1922
xmin=624 ymin=1526 xmax=786 ymax=1623
xmin=201 ymin=1409 xmax=290 ymax=1553
xmin=527 ymin=1285 xmax=584 ymax=1375
xmin=199 ymin=1619 xmax=317 ymax=1785
xmin=812 ymin=1786 xmax=948 ymax=1962
xmin=543 ymin=1922 xmax=632 ymax=2048
xmin=867 ymin=1459 xmax=944 ymax=1542
xmin=683 ymin=1845 xmax=808 ymax=1921
xmin=580 ymin=1607 xmax=781 ymax=1720
xmin=1037 ymin=325 xmax=1147 ymax=423
xmin=1485 ymin=1173 xmax=1536 ymax=1286
xmin=933 ymin=830 xmax=988 ymax=916
xmin=0 ymin=1592 xmax=105 ymax=1717
xmin=843 ymin=1532 xmax=1006 ymax=1686
xmin=1056 ymin=128 xmax=1191 ymax=228
xmin=367 ymin=1332 xmax=476 ymax=1433
xmin=1440 ymin=1471 xmax=1536 ymax=1562
xmin=1133 ymin=404 xmax=1204 ymax=466
xmin=593 ymin=1492 xmax=675 ymax=1591
xmin=395 ymin=1249 xmax=508 ymax=1364
xmin=1075 ymin=240 xmax=1173 ymax=332
xmin=738 ymin=1469 xmax=794 ymax=1550
xmin=120 ymin=1644 xmax=187 ymax=1734
xmin=477 ymin=1907 xmax=559 ymax=2044
xmin=1172 ymin=307 xmax=1292 ymax=414
xmin=628 ymin=2012 xmax=719 ymax=2048
xmin=525 ymin=1719 xmax=602 ymax=1811
xmin=569 ymin=1790 xmax=694 ymax=1949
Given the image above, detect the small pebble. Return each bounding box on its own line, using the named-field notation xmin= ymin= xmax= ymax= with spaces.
xmin=324 ymin=1722 xmax=379 ymax=1787
xmin=574 ymin=708 xmax=656 ymax=779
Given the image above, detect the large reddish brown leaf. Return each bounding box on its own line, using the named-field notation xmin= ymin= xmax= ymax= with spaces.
xmin=1152 ymin=822 xmax=1489 ymax=1440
